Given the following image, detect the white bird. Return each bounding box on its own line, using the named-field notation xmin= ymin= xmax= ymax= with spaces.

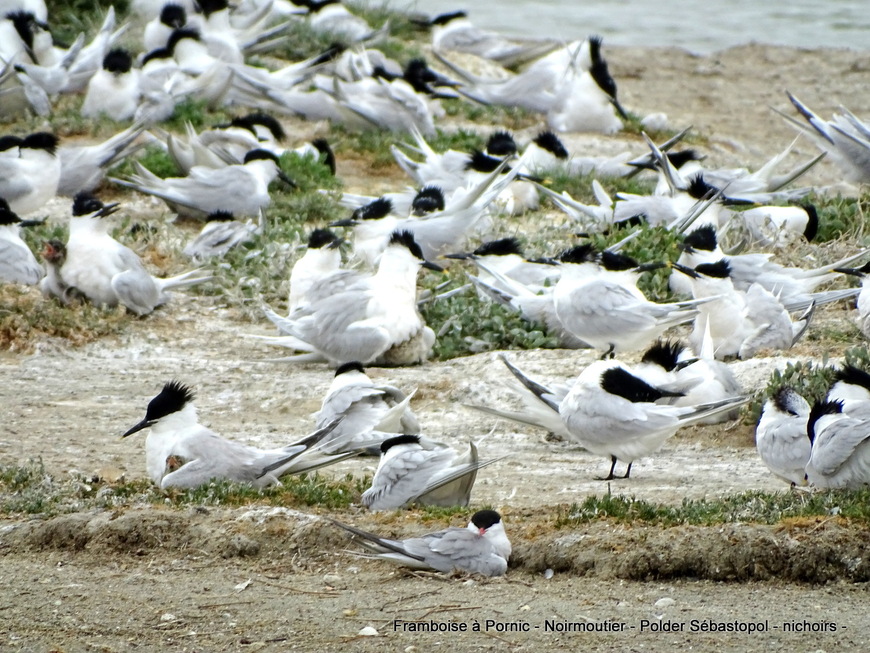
xmin=143 ymin=3 xmax=188 ymax=51
xmin=332 ymin=508 xmax=511 ymax=576
xmin=60 ymin=192 xmax=212 ymax=315
xmin=780 ymin=92 xmax=870 ymax=184
xmin=313 ymin=361 xmax=419 ymax=454
xmin=755 ymin=386 xmax=811 ymax=485
xmin=81 ymin=48 xmax=141 ymax=121
xmin=425 ymin=10 xmax=556 ymax=66
xmin=445 ymin=237 xmax=561 ymax=290
xmin=361 ymin=435 xmax=503 ymax=510
xmin=734 ymin=203 xmax=819 ymax=248
xmin=183 ymin=209 xmax=261 ymax=259
xmin=0 ymin=198 xmax=42 ymax=285
xmin=121 ymin=380 xmax=354 ymax=489
xmin=672 ymin=260 xmax=815 ymax=360
xmin=286 ymin=227 xmax=343 ymax=311
xmin=110 ymin=148 xmax=293 ymax=218
xmin=806 ymin=398 xmax=870 ymax=489
xmin=260 ymin=230 xmax=441 ymax=366
xmin=0 ymin=131 xmax=60 ymax=215
xmin=558 ymin=359 xmax=748 ymax=479
xmin=304 ymin=0 xmax=378 ymax=42
xmin=827 ymin=365 xmax=870 ymax=407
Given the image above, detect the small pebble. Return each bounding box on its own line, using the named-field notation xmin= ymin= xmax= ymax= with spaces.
xmin=654 ymin=598 xmax=676 ymax=609
xmin=358 ymin=626 xmax=378 ymax=637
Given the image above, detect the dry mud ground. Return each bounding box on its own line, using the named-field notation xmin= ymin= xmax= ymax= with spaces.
xmin=2 ymin=44 xmax=870 ymax=651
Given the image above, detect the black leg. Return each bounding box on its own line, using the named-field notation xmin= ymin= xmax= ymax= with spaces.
xmin=620 ymin=461 xmax=633 ymax=479
xmin=599 ymin=344 xmax=615 ymax=360
xmin=595 ymin=456 xmax=619 ymax=481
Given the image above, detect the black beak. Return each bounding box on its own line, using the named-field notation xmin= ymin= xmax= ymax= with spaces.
xmin=423 ymin=260 xmax=445 ymax=272
xmin=634 ymin=261 xmax=666 ymax=273
xmin=122 ymin=419 xmax=154 ymax=438
xmin=670 ymin=262 xmax=699 ymax=279
xmin=278 ymin=171 xmax=297 ymax=188
xmin=95 ymin=202 xmax=121 ymax=218
xmin=443 ymin=252 xmax=472 ymax=260
xmin=329 ymin=217 xmax=357 ymax=228
xmin=612 ymin=97 xmax=629 ymax=120
xmin=327 ymin=237 xmax=344 ymax=249
xmin=18 ymin=219 xmax=46 ymax=228
xmin=834 ymin=267 xmax=866 ymax=278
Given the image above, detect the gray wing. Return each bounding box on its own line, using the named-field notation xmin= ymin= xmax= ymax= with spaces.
xmin=111 ymin=268 xmax=160 ymax=315
xmin=184 ymin=221 xmax=255 ymax=259
xmin=407 ymin=529 xmax=507 ymax=576
xmin=0 ymin=237 xmax=43 ymax=285
xmin=810 ymin=418 xmax=870 ymax=476
xmin=362 ymin=447 xmax=455 ymax=510
xmin=0 ymin=161 xmax=32 ymax=204
xmin=556 ymin=281 xmax=658 ymax=338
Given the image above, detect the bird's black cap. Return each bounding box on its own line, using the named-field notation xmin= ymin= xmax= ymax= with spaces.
xmin=486 ymin=131 xmax=517 ymax=157
xmin=380 ymin=434 xmax=421 ymax=453
xmin=641 ymin=340 xmax=685 ymax=372
xmin=122 ymin=381 xmax=195 ymax=438
xmin=471 ymin=509 xmax=502 ymax=530
xmin=600 ymin=366 xmax=684 ymax=403
xmin=806 ymin=399 xmax=843 ymax=444
xmin=21 ymin=132 xmax=57 ymax=155
xmin=334 ymin=361 xmax=365 ymax=376
xmin=533 ymin=131 xmax=569 ymax=160
xmin=103 ymin=48 xmax=133 ymax=74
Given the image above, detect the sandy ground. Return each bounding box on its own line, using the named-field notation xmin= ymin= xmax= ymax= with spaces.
xmin=3 ymin=43 xmax=870 ymax=651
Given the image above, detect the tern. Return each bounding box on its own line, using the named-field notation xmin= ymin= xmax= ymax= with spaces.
xmin=332 ymin=509 xmax=511 ymax=576
xmin=805 ymin=399 xmax=870 ymax=489
xmin=0 ymin=198 xmax=42 ymax=285
xmin=755 ymin=386 xmax=811 ymax=485
xmin=81 ymin=48 xmax=141 ymax=121
xmin=0 ymin=131 xmax=60 ymax=215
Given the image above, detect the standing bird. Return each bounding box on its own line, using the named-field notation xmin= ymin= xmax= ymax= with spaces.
xmin=361 ymin=435 xmax=504 ymax=510
xmin=558 ymin=360 xmax=748 ymax=479
xmin=60 ymin=192 xmax=211 ymax=315
xmin=755 ymin=386 xmax=811 ymax=485
xmin=0 ymin=198 xmax=42 ymax=285
xmin=332 ymin=509 xmax=511 ymax=576
xmin=121 ymin=380 xmax=353 ymax=489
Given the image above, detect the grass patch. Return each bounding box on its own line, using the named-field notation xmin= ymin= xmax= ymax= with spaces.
xmin=557 ymin=487 xmax=870 ymax=527
xmin=812 ymin=192 xmax=870 ymax=243
xmin=443 ymin=100 xmax=540 ymax=131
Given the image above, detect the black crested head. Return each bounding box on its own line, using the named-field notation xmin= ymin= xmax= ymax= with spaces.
xmin=834 ymin=365 xmax=870 ymax=393
xmin=641 ymin=339 xmax=685 ymax=372
xmin=600 ymin=366 xmax=685 ymax=403
xmin=142 ymin=46 xmax=173 ymax=65
xmin=801 ymin=203 xmax=819 ymax=242
xmin=232 ymin=112 xmax=286 ymax=142
xmin=533 ymin=131 xmax=569 ymax=159
xmin=312 ymin=138 xmax=336 ymax=175
xmin=473 ymin=237 xmax=523 ymax=258
xmin=334 ymin=361 xmax=365 ymax=376
xmin=430 ymin=10 xmax=467 ymax=25
xmin=0 ymin=201 xmax=21 ymax=225
xmin=372 ymin=64 xmax=399 ymax=82
xmin=21 ymin=132 xmax=57 ymax=155
xmin=686 ymin=174 xmax=720 ymax=200
xmin=411 ymin=185 xmax=444 ymax=214
xmin=389 ymin=230 xmax=425 ymax=260
xmin=168 ymin=27 xmax=201 ymax=50
xmin=694 ymin=259 xmax=731 ymax=279
xmin=72 ymin=192 xmax=105 ymax=216
xmin=772 ymin=386 xmax=806 ymax=417
xmin=160 ymin=3 xmax=187 ymax=28
xmin=196 ymin=0 xmax=229 ymax=17
xmin=665 ymin=149 xmax=702 ymax=169
xmin=145 ymin=380 xmax=196 ymax=422
xmin=682 ymin=225 xmax=718 ymax=252
xmin=353 ymin=197 xmax=392 ymax=221
xmin=380 ymin=434 xmax=421 ymax=453
xmin=6 ymin=11 xmax=36 ymax=51
xmin=471 ymin=509 xmax=502 ymax=530
xmin=587 ymin=34 xmax=603 ymax=64
xmin=307 ymin=228 xmax=339 ymax=249
xmin=466 ymin=149 xmax=505 ymax=173
xmin=558 ymin=244 xmax=599 ymax=265
xmin=103 ymin=48 xmax=133 ymax=74
xmin=205 ymin=210 xmax=235 ymax=223
xmin=486 ymin=131 xmax=517 ymax=157
xmin=806 ymin=399 xmax=843 ymax=443
xmin=600 ymin=250 xmax=639 ymax=271
xmin=0 ymin=135 xmax=22 ymax=153
xmin=243 ymin=148 xmax=281 ymax=166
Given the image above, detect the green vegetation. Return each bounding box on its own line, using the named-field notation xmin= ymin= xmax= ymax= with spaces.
xmin=557 ymin=487 xmax=870 ymax=527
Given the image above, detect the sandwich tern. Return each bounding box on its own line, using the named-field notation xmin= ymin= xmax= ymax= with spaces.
xmin=0 ymin=198 xmax=42 ymax=285
xmin=0 ymin=131 xmax=60 ymax=215
xmin=755 ymin=386 xmax=811 ymax=485
xmin=805 ymin=398 xmax=870 ymax=489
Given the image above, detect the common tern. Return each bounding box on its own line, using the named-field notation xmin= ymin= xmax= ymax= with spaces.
xmin=332 ymin=509 xmax=511 ymax=576
xmin=559 ymin=359 xmax=748 ymax=479
xmin=60 ymin=192 xmax=212 ymax=315
xmin=121 ymin=380 xmax=353 ymax=489
xmin=755 ymin=386 xmax=811 ymax=485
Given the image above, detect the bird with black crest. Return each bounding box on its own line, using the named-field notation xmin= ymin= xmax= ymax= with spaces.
xmin=81 ymin=48 xmax=140 ymax=121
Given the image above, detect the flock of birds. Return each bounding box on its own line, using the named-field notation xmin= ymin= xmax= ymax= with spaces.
xmin=2 ymin=0 xmax=870 ymax=577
